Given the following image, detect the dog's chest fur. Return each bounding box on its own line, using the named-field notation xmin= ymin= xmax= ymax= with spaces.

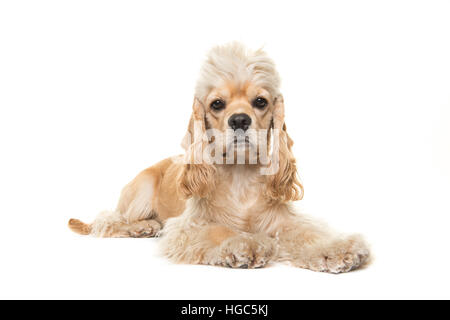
xmin=206 ymin=166 xmax=265 ymax=231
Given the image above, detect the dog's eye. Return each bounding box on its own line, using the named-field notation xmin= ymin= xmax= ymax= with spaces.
xmin=210 ymin=99 xmax=226 ymax=111
xmin=253 ymin=97 xmax=268 ymax=109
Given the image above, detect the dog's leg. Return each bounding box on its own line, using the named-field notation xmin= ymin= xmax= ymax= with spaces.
xmin=265 ymin=97 xmax=369 ymax=273
xmin=160 ymin=212 xmax=276 ymax=268
xmin=275 ymin=215 xmax=370 ymax=273
xmin=68 ymin=166 xmax=161 ymax=237
xmin=69 ymin=215 xmax=161 ymax=238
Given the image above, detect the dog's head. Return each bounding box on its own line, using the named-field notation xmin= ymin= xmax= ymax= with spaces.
xmin=182 ymin=42 xmax=284 ymax=164
xmin=179 ymin=42 xmax=303 ymax=201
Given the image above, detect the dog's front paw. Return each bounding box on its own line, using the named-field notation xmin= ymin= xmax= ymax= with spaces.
xmin=127 ymin=220 xmax=161 ymax=238
xmin=308 ymin=235 xmax=370 ymax=274
xmin=212 ymin=235 xmax=276 ymax=269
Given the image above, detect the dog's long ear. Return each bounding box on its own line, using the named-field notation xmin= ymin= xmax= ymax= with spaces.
xmin=181 ymin=103 xmax=196 ymax=151
xmin=266 ymin=95 xmax=304 ymax=203
xmin=181 ymin=98 xmax=209 ymax=150
xmin=177 ymin=98 xmax=216 ymax=198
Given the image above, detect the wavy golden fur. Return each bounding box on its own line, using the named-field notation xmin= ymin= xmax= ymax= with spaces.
xmin=68 ymin=42 xmax=370 ymax=273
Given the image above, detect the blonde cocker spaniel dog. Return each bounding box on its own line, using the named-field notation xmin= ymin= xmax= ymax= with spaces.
xmin=69 ymin=42 xmax=370 ymax=273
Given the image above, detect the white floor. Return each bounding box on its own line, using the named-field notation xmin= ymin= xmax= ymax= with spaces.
xmin=2 ymin=180 xmax=449 ymax=300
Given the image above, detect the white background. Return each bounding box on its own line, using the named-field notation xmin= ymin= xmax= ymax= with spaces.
xmin=1 ymin=0 xmax=449 ymax=299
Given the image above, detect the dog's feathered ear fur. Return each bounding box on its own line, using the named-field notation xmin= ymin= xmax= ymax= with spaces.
xmin=265 ymin=96 xmax=304 ymax=203
xmin=181 ymin=107 xmax=195 ymax=151
xmin=177 ymin=98 xmax=216 ymax=199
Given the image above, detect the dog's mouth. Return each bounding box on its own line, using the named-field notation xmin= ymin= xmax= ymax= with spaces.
xmin=233 ymin=136 xmax=250 ymax=145
xmin=232 ymin=136 xmax=253 ymax=151
xmin=222 ymin=135 xmax=253 ymax=156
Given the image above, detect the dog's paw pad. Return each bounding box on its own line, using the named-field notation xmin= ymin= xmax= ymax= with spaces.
xmin=127 ymin=220 xmax=161 ymax=238
xmin=216 ymin=235 xmax=275 ymax=269
xmin=314 ymin=235 xmax=370 ymax=274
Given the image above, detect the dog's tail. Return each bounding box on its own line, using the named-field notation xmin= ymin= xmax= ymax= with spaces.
xmin=68 ymin=218 xmax=92 ymax=235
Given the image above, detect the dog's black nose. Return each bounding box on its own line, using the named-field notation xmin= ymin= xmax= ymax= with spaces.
xmin=228 ymin=113 xmax=252 ymax=131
